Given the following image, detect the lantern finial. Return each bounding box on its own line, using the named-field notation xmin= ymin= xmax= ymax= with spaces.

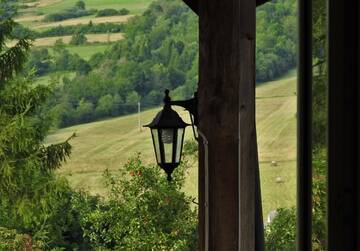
xmin=164 ymin=89 xmax=171 ymax=105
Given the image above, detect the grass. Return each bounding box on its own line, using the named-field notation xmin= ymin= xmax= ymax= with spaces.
xmin=46 ymin=71 xmax=297 ymax=218
xmin=34 ymin=71 xmax=75 ymax=86
xmin=63 ymin=44 xmax=111 ymax=59
xmin=16 ymin=0 xmax=152 ymax=29
xmin=32 ymin=33 xmax=124 ymax=47
xmin=37 ymin=0 xmax=152 ymax=15
xmin=27 ymin=15 xmax=133 ymax=30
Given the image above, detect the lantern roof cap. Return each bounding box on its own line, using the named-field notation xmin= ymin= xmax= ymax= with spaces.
xmin=144 ymin=106 xmax=189 ymax=128
xmin=144 ymin=90 xmax=190 ymax=129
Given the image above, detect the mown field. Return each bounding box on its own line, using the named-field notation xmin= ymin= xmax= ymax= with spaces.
xmin=33 ymin=33 xmax=124 ymax=46
xmin=28 ymin=15 xmax=133 ymax=30
xmin=37 ymin=0 xmax=152 ymax=15
xmin=46 ymin=71 xmax=297 ymax=217
xmin=19 ymin=0 xmax=152 ymax=16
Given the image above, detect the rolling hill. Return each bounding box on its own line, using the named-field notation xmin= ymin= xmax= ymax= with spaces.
xmin=46 ymin=71 xmax=297 ymax=217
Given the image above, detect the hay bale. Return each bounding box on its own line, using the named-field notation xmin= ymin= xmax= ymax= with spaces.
xmin=275 ymin=176 xmax=284 ymax=183
xmin=270 ymin=160 xmax=278 ymax=166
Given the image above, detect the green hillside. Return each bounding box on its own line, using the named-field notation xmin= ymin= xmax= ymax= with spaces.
xmin=47 ymin=71 xmax=297 ymax=217
xmin=38 ymin=0 xmax=151 ymax=15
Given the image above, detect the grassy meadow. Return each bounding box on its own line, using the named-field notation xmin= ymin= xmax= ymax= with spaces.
xmin=62 ymin=43 xmax=112 ymax=59
xmin=29 ymin=15 xmax=133 ymax=30
xmin=46 ymin=71 xmax=297 ymax=217
xmin=37 ymin=0 xmax=152 ymax=15
xmin=33 ymin=33 xmax=124 ymax=46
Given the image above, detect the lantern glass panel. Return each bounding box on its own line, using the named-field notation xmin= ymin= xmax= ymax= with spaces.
xmin=175 ymin=128 xmax=184 ymax=162
xmin=161 ymin=129 xmax=174 ymax=163
xmin=151 ymin=129 xmax=161 ymax=164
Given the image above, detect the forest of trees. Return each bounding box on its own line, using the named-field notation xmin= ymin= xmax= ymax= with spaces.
xmin=22 ymin=0 xmax=297 ymax=128
xmin=0 ymin=2 xmax=197 ymax=249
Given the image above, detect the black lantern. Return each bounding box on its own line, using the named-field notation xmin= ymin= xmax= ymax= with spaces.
xmin=144 ymin=90 xmax=189 ymax=181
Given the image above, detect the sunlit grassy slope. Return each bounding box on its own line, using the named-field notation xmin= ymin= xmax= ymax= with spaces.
xmin=47 ymin=71 xmax=297 ymax=217
xmin=38 ymin=0 xmax=152 ymax=15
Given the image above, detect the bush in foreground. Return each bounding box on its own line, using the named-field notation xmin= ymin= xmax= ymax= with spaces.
xmin=74 ymin=155 xmax=198 ymax=250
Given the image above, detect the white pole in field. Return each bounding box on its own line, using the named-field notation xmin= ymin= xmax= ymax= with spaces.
xmin=138 ymin=101 xmax=141 ymax=132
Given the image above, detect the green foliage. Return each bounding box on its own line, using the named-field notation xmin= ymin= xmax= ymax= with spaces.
xmin=0 ymin=6 xmax=89 ymax=249
xmin=256 ymin=0 xmax=297 ymax=82
xmin=0 ymin=16 xmax=32 ymax=84
xmin=44 ymin=0 xmax=199 ymax=128
xmin=75 ymin=0 xmax=86 ymax=10
xmin=74 ymin=155 xmax=198 ymax=250
xmin=312 ymin=0 xmax=327 ymax=147
xmin=43 ymin=2 xmax=96 ymax=22
xmin=311 ymin=149 xmax=326 ymax=250
xmin=119 ymin=8 xmax=130 ymax=15
xmin=183 ymin=140 xmax=198 ymax=156
xmin=95 ymin=8 xmax=130 ymax=17
xmin=265 ymin=208 xmax=296 ymax=251
xmin=265 ymin=150 xmax=326 ymax=250
xmin=25 ymin=48 xmax=52 ymax=76
xmin=29 ymin=0 xmax=298 ymax=128
xmin=26 ymin=46 xmax=92 ymax=76
xmin=96 ymin=8 xmax=119 ymax=17
xmin=0 ymin=228 xmax=27 ymax=250
xmin=35 ymin=23 xmax=124 ymax=38
xmin=70 ymin=32 xmax=87 ymax=45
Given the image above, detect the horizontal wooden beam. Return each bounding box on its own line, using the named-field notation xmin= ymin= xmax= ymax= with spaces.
xmin=182 ymin=0 xmax=271 ymax=15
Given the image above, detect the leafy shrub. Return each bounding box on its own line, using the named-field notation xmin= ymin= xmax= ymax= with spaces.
xmin=70 ymin=32 xmax=87 ymax=45
xmin=119 ymin=8 xmax=130 ymax=15
xmin=0 ymin=228 xmax=28 ymax=250
xmin=265 ymin=149 xmax=327 ymax=251
xmin=183 ymin=140 xmax=198 ymax=156
xmin=96 ymin=8 xmax=119 ymax=17
xmin=96 ymin=8 xmax=130 ymax=17
xmin=265 ymin=208 xmax=296 ymax=251
xmin=74 ymin=155 xmax=198 ymax=250
xmin=75 ymin=0 xmax=85 ymax=10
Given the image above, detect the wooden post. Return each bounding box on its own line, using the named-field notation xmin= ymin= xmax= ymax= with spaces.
xmin=198 ymin=0 xmax=261 ymax=249
xmin=297 ymin=0 xmax=312 ymax=250
xmin=328 ymin=1 xmax=360 ymax=250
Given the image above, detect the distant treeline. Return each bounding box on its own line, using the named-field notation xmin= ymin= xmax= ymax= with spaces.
xmin=42 ymin=1 xmax=130 ymax=22
xmin=26 ymin=0 xmax=296 ymax=128
xmin=42 ymin=1 xmax=95 ymax=22
xmin=12 ymin=22 xmax=125 ymax=38
xmin=256 ymin=0 xmax=297 ymax=81
xmin=96 ymin=8 xmax=130 ymax=17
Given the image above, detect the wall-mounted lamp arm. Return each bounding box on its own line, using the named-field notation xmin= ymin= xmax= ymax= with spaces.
xmin=169 ymin=92 xmax=198 ymax=127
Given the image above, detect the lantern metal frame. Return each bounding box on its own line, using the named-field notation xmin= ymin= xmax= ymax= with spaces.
xmin=144 ymin=89 xmax=198 ymax=181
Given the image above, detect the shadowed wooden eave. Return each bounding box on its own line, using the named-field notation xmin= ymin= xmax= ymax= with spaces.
xmin=182 ymin=0 xmax=272 ymax=15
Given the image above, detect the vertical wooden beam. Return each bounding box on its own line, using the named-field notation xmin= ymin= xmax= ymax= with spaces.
xmin=198 ymin=0 xmax=261 ymax=249
xmin=328 ymin=1 xmax=360 ymax=250
xmin=297 ymin=0 xmax=312 ymax=250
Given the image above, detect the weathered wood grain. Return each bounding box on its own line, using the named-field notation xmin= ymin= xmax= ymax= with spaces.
xmin=198 ymin=0 xmax=260 ymax=249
